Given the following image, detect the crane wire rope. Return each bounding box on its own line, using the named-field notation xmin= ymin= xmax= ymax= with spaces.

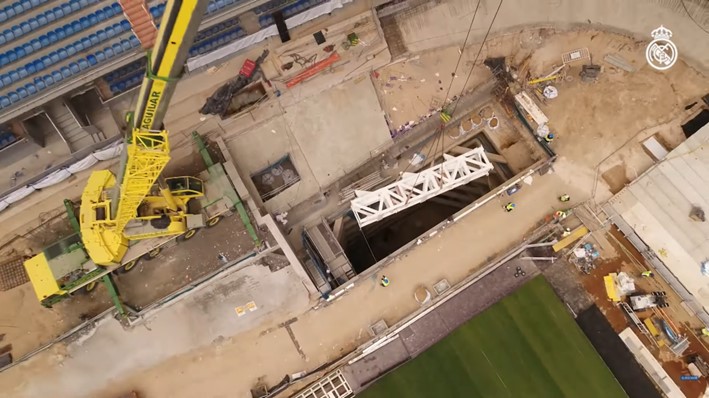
xmin=355 ymin=0 xmax=502 ymax=261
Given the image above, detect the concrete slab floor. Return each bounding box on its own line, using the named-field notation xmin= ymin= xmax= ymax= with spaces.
xmin=0 ymin=261 xmax=311 ymax=398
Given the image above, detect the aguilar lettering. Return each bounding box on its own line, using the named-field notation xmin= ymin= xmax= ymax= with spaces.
xmin=141 ymin=91 xmax=162 ymax=130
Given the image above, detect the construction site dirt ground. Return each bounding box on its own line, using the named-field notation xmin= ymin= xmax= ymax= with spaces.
xmin=0 ymin=7 xmax=708 ymax=398
xmin=0 ymin=214 xmax=260 ymax=361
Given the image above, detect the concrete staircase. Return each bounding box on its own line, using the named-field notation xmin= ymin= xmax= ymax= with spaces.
xmin=44 ymin=100 xmax=96 ymax=153
xmin=118 ymin=0 xmax=158 ymax=49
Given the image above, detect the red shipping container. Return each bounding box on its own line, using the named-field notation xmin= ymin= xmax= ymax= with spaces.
xmin=239 ymin=59 xmax=256 ymax=78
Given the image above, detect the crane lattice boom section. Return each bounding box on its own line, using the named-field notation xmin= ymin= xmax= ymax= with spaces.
xmin=114 ymin=129 xmax=171 ymax=232
xmin=350 ymin=148 xmax=494 ymax=228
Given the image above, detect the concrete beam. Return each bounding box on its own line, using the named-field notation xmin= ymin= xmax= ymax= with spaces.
xmin=485 ymin=152 xmax=508 ymax=164
xmin=447 ymin=145 xmax=471 ymax=156
xmin=333 ymin=217 xmax=345 ymax=245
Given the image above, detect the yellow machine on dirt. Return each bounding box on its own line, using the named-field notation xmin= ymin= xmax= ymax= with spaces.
xmin=79 ymin=0 xmax=210 ymax=265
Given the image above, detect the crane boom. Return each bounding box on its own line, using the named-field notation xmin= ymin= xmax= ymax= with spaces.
xmin=80 ymin=0 xmax=210 ymax=265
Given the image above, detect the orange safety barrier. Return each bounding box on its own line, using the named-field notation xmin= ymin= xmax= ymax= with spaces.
xmin=286 ymin=52 xmax=341 ymax=88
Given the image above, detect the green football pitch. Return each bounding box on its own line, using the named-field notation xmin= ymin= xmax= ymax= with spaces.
xmin=359 ymin=277 xmax=627 ymax=398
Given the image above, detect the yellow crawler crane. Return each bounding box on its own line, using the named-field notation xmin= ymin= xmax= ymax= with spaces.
xmin=80 ymin=0 xmax=210 ymax=265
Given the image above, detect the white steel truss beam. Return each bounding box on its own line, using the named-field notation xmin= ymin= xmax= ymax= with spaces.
xmin=351 ymin=147 xmax=493 ymax=228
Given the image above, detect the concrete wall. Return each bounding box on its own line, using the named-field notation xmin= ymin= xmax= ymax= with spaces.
xmin=392 ymin=0 xmax=709 ymax=72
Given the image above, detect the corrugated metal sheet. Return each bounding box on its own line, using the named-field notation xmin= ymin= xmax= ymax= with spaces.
xmin=608 ymin=123 xmax=709 ymax=318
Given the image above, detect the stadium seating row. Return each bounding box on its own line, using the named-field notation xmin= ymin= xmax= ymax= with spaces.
xmin=0 ymin=131 xmax=18 ymax=150
xmin=0 ymin=0 xmax=52 ymax=23
xmin=0 ymin=1 xmax=118 ymax=45
xmin=0 ymin=22 xmax=134 ymax=89
xmin=0 ymin=35 xmax=142 ymax=109
xmin=258 ymin=0 xmax=328 ymax=26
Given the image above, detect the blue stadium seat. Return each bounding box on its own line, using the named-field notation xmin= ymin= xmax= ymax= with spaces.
xmin=25 ymin=83 xmax=37 ymax=95
xmin=37 ymin=13 xmax=47 ymax=26
xmin=11 ymin=25 xmax=22 ymax=38
xmin=104 ymin=46 xmax=114 ymax=58
xmin=86 ymin=54 xmax=97 ymax=65
xmin=121 ymin=39 xmax=131 ymax=51
xmin=33 ymin=77 xmax=45 ymax=91
xmin=9 ymin=70 xmax=20 ymax=82
xmin=69 ymin=62 xmax=80 ymax=74
xmin=52 ymin=7 xmax=63 ymax=19
xmin=129 ymin=35 xmax=140 ymax=48
xmin=32 ymin=59 xmax=44 ymax=72
xmin=22 ymin=43 xmax=33 ymax=55
xmin=30 ymin=38 xmax=41 ymax=51
xmin=112 ymin=3 xmax=122 ymax=14
xmin=3 ymin=30 xmax=13 ymax=43
xmin=13 ymin=3 xmax=24 ymax=14
xmin=105 ymin=26 xmax=115 ymax=38
xmin=120 ymin=20 xmax=130 ymax=31
xmin=61 ymin=3 xmax=71 ymax=15
xmin=9 ymin=92 xmax=20 ymax=104
xmin=56 ymin=27 xmax=67 ymax=40
xmin=39 ymin=35 xmax=50 ymax=47
xmin=96 ymin=9 xmax=105 ymax=21
xmin=40 ymin=55 xmax=50 ymax=67
xmin=45 ymin=9 xmax=56 ymax=23
xmin=6 ymin=50 xmax=17 ymax=63
xmin=28 ymin=17 xmax=39 ymax=30
xmin=0 ymin=54 xmax=8 ymax=67
xmin=80 ymin=0 xmax=89 ymax=7
xmin=103 ymin=5 xmax=115 ymax=17
xmin=78 ymin=58 xmax=89 ymax=70
xmin=71 ymin=21 xmax=81 ymax=34
xmin=58 ymin=48 xmax=68 ymax=61
xmin=95 ymin=50 xmax=105 ymax=63
xmin=0 ymin=74 xmax=10 ymax=87
xmin=217 ymin=0 xmax=225 ymax=9
xmin=73 ymin=40 xmax=84 ymax=52
xmin=207 ymin=3 xmax=217 ymax=13
xmin=89 ymin=33 xmax=99 ymax=46
xmin=31 ymin=0 xmax=41 ymax=7
xmin=79 ymin=16 xmax=89 ymax=29
xmin=25 ymin=62 xmax=35 ymax=75
xmin=97 ymin=29 xmax=106 ymax=41
xmin=4 ymin=7 xmax=15 ymax=19
xmin=51 ymin=70 xmax=62 ymax=83
xmin=48 ymin=51 xmax=59 ymax=64
xmin=60 ymin=66 xmax=71 ymax=78
xmin=17 ymin=87 xmax=28 ymax=99
xmin=17 ymin=66 xmax=28 ymax=79
xmin=47 ymin=30 xmax=58 ymax=43
xmin=82 ymin=36 xmax=92 ymax=48
xmin=43 ymin=74 xmax=54 ymax=86
xmin=88 ymin=13 xmax=97 ymax=25
xmin=20 ymin=22 xmax=30 ymax=34
xmin=69 ymin=0 xmax=80 ymax=12
xmin=0 ymin=10 xmax=6 ymax=23
xmin=0 ymin=97 xmax=10 ymax=108
xmin=66 ymin=44 xmax=76 ymax=56
xmin=112 ymin=43 xmax=122 ymax=55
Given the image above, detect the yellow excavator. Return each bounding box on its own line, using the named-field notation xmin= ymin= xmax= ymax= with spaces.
xmin=22 ymin=0 xmax=261 ymax=310
xmin=80 ymin=0 xmax=210 ymax=266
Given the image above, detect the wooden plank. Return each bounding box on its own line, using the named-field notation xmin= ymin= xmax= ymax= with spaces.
xmin=552 ymin=226 xmax=589 ymax=252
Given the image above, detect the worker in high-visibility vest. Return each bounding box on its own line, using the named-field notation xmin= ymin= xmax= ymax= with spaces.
xmin=505 ymin=202 xmax=516 ymax=212
xmin=702 ymin=328 xmax=709 ymax=337
xmin=641 ymin=270 xmax=654 ymax=278
xmin=544 ymin=133 xmax=555 ymax=143
xmin=559 ymin=194 xmax=570 ymax=202
xmin=440 ymin=110 xmax=452 ymax=123
xmin=381 ymin=275 xmax=390 ymax=287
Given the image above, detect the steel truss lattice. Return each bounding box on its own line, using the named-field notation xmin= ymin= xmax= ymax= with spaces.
xmin=351 ymin=147 xmax=493 ymax=228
